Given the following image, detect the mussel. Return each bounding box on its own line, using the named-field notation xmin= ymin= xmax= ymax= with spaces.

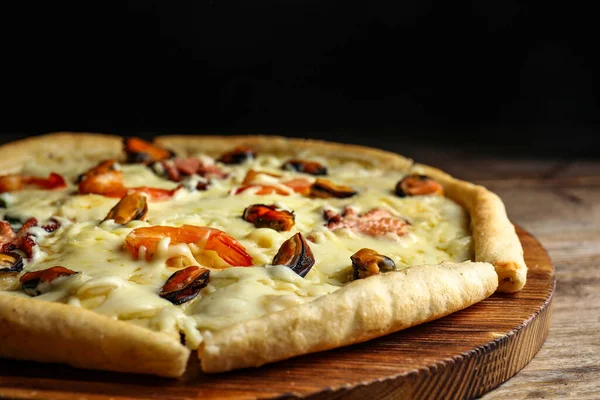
xmin=20 ymin=266 xmax=78 ymax=296
xmin=242 ymin=204 xmax=295 ymax=232
xmin=124 ymin=137 xmax=174 ymax=164
xmin=310 ymin=178 xmax=357 ymax=199
xmin=217 ymin=146 xmax=256 ymax=165
xmin=351 ymin=248 xmax=396 ymax=280
xmin=159 ymin=266 xmax=210 ymax=305
xmin=103 ymin=192 xmax=148 ymax=224
xmin=282 ymin=160 xmax=327 ymax=176
xmin=0 ymin=252 xmax=23 ymax=274
xmin=395 ymin=174 xmax=444 ymax=197
xmin=272 ymin=232 xmax=315 ymax=277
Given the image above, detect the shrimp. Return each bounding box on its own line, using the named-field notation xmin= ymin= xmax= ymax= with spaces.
xmin=125 ymin=225 xmax=253 ymax=267
xmin=129 ymin=186 xmax=180 ymax=201
xmin=78 ymin=160 xmax=127 ymax=197
xmin=234 ymin=178 xmax=312 ymax=196
xmin=78 ymin=160 xmax=180 ymax=200
xmin=0 ymin=172 xmax=66 ymax=193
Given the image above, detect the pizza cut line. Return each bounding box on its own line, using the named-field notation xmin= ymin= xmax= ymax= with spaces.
xmin=0 ymin=133 xmax=526 ymax=377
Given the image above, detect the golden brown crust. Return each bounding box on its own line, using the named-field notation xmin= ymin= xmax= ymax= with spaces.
xmin=200 ymin=262 xmax=498 ymax=372
xmin=0 ymin=294 xmax=190 ymax=377
xmin=411 ymin=163 xmax=527 ymax=292
xmin=155 ymin=135 xmax=415 ymax=171
xmin=0 ymin=132 xmax=123 ymax=174
xmin=0 ymin=132 xmax=191 ymax=377
xmin=0 ymin=132 xmax=524 ymax=376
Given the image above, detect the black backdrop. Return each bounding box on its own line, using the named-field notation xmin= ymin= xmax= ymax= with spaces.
xmin=2 ymin=1 xmax=598 ymax=156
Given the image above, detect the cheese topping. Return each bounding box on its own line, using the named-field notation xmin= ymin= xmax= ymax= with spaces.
xmin=0 ymin=149 xmax=473 ymax=349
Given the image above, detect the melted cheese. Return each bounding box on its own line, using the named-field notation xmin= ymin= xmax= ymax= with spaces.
xmin=0 ymin=152 xmax=473 ymax=349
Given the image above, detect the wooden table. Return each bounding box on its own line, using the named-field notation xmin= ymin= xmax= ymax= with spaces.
xmin=398 ymin=144 xmax=600 ymax=399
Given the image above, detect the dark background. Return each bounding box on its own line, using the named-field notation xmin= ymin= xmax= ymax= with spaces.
xmin=1 ymin=1 xmax=598 ymax=156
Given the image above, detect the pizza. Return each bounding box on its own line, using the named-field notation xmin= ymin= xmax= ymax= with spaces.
xmin=0 ymin=133 xmax=526 ymax=377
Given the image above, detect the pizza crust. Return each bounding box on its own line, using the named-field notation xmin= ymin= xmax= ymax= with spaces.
xmin=200 ymin=262 xmax=498 ymax=373
xmin=154 ymin=135 xmax=415 ymax=171
xmin=0 ymin=133 xmax=190 ymax=377
xmin=411 ymin=163 xmax=527 ymax=292
xmin=0 ymin=294 xmax=190 ymax=377
xmin=0 ymin=132 xmax=124 ymax=174
xmin=0 ymin=132 xmax=525 ymax=376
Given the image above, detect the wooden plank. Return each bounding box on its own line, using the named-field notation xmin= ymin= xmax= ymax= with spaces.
xmin=479 ymin=179 xmax=600 ymax=399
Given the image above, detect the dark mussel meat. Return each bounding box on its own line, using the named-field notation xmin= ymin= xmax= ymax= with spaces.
xmin=124 ymin=137 xmax=174 ymax=164
xmin=20 ymin=266 xmax=78 ymax=296
xmin=159 ymin=266 xmax=210 ymax=305
xmin=0 ymin=252 xmax=23 ymax=274
xmin=272 ymin=232 xmax=315 ymax=277
xmin=310 ymin=178 xmax=357 ymax=199
xmin=103 ymin=192 xmax=148 ymax=224
xmin=351 ymin=248 xmax=396 ymax=280
xmin=242 ymin=204 xmax=295 ymax=232
xmin=282 ymin=159 xmax=327 ymax=176
xmin=217 ymin=146 xmax=256 ymax=165
xmin=395 ymin=174 xmax=444 ymax=197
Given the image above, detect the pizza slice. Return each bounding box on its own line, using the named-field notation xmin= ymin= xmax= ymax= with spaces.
xmin=0 ymin=133 xmax=525 ymax=377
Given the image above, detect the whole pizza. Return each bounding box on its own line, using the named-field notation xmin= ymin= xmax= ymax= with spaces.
xmin=0 ymin=133 xmax=526 ymax=377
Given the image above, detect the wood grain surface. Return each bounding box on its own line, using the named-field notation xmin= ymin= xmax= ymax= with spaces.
xmin=0 ymin=142 xmax=597 ymax=399
xmin=407 ymin=148 xmax=600 ymax=400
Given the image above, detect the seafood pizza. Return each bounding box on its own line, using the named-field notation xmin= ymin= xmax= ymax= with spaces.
xmin=0 ymin=133 xmax=526 ymax=377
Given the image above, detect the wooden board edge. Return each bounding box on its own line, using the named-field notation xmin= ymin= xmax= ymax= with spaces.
xmin=275 ymin=227 xmax=555 ymax=400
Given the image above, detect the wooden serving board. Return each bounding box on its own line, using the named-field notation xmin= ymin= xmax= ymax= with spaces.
xmin=0 ymin=226 xmax=554 ymax=400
